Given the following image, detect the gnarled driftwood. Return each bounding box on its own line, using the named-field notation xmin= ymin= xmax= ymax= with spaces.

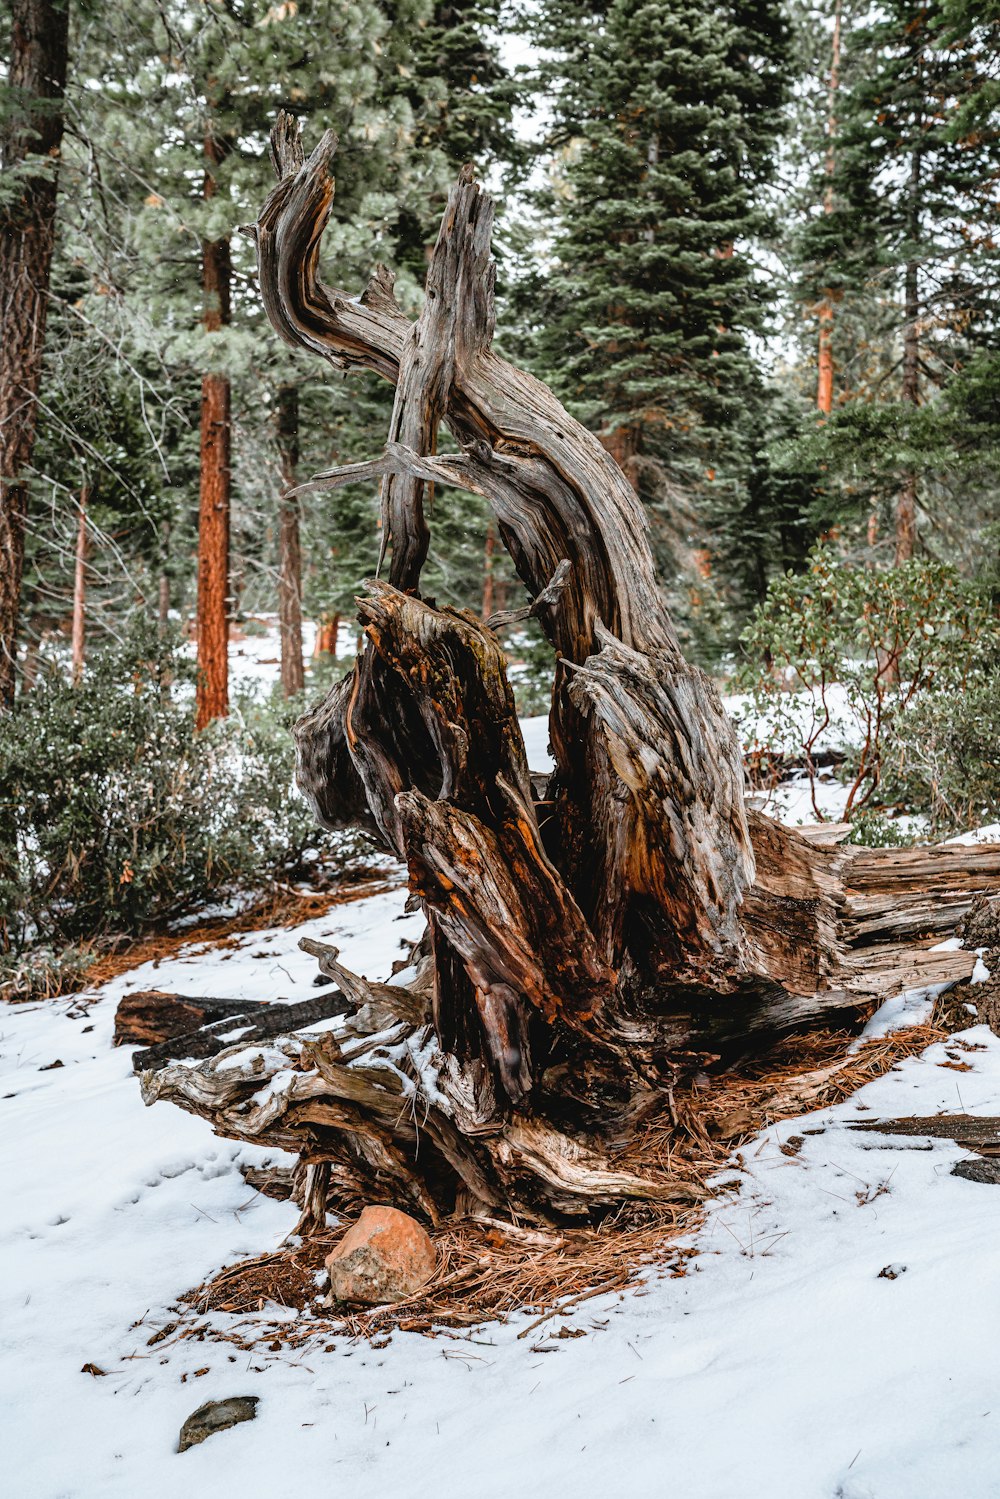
xmin=142 ymin=117 xmax=1000 ymax=1225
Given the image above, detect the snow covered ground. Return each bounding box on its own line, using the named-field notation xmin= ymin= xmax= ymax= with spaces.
xmin=4 ymin=623 xmax=998 ymax=1496
xmin=2 ymin=883 xmax=999 ymax=1498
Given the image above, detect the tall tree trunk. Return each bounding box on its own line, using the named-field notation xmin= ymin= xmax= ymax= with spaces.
xmin=816 ymin=0 xmax=842 ymax=417
xmin=145 ymin=120 xmax=1000 ymax=1227
xmin=600 ymin=423 xmax=639 ymax=488
xmin=194 ymin=129 xmax=232 ymax=730
xmin=314 ymin=612 xmax=340 ymax=658
xmin=157 ymin=520 xmax=171 ymax=634
xmin=0 ymin=0 xmax=70 ymax=707
xmin=896 ymin=92 xmax=923 ymax=565
xmin=277 ymin=382 xmax=305 ymax=696
xmin=481 ymin=522 xmax=495 ymax=618
xmin=897 ymin=244 xmax=921 ymax=564
xmin=71 ymin=481 xmax=88 ymax=682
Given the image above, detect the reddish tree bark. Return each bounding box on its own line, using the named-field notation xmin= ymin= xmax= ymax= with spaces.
xmin=277 ymin=382 xmax=305 ymax=696
xmin=70 ymin=481 xmax=88 ymax=681
xmin=195 ymin=129 xmax=232 ymax=730
xmin=481 ymin=522 xmax=495 ymax=618
xmin=896 ymin=181 xmax=921 ymax=564
xmin=0 ymin=0 xmax=70 ymax=706
xmin=816 ymin=0 xmax=842 ymax=417
xmin=313 ymin=612 xmax=340 ymax=657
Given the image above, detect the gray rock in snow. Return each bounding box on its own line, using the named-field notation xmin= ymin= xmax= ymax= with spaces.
xmin=178 ymin=1395 xmax=259 ymax=1452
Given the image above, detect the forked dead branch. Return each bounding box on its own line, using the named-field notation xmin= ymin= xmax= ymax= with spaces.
xmin=143 ymin=116 xmax=1000 ymax=1228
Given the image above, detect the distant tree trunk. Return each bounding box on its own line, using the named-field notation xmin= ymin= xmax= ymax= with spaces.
xmin=156 ymin=519 xmax=171 ymax=634
xmin=600 ymin=423 xmax=639 ymax=488
xmin=816 ymin=0 xmax=842 ymax=417
xmin=313 ymin=612 xmax=340 ymax=658
xmin=481 ymin=522 xmax=495 ymax=618
xmin=71 ymin=482 xmax=88 ymax=681
xmin=277 ymin=383 xmax=305 ymax=696
xmin=0 ymin=0 xmax=70 ymax=707
xmin=195 ymin=128 xmax=232 ymax=730
xmin=896 ymin=142 xmax=922 ymax=565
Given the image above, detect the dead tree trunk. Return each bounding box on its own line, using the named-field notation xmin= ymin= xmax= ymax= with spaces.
xmin=143 ymin=119 xmax=1000 ymax=1226
xmin=0 ymin=0 xmax=70 ymax=707
xmin=194 ymin=127 xmax=232 ymax=731
xmin=277 ymin=382 xmax=305 ymax=696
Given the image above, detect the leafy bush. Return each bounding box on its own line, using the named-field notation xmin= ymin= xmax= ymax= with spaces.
xmin=741 ymin=547 xmax=1000 ymax=821
xmin=889 ymin=673 xmax=1000 ymax=836
xmin=0 ymin=625 xmax=356 ymax=961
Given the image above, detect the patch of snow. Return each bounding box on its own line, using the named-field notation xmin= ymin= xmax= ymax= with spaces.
xmin=519 ymin=714 xmax=553 ymax=774
xmin=6 ymin=888 xmax=1000 ymax=1496
xmin=852 ymin=981 xmax=953 ymax=1049
xmin=948 ymin=823 xmax=1000 ymax=846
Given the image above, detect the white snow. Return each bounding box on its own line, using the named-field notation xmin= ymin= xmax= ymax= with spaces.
xmin=4 ymin=883 xmax=1000 ymax=1498
xmin=949 ymin=823 xmax=1000 ymax=846
xmin=5 ymin=623 xmax=997 ymax=1494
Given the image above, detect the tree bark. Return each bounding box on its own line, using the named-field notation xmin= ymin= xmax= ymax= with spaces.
xmin=277 ymin=382 xmax=305 ymax=696
xmin=194 ymin=128 xmax=232 ymax=730
xmin=0 ymin=0 xmax=70 ymax=707
xmin=71 ymin=481 xmax=88 ymax=681
xmin=314 ymin=612 xmax=339 ymax=657
xmin=896 ymin=136 xmax=922 ymax=564
xmin=481 ymin=522 xmax=495 ymax=619
xmin=816 ymin=0 xmax=842 ymax=418
xmin=143 ymin=119 xmax=1000 ymax=1227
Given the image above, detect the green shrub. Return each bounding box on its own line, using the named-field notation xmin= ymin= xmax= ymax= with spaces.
xmin=0 ymin=624 xmax=358 ymax=962
xmin=741 ymin=547 xmax=1000 ymax=820
xmin=889 ymin=674 xmax=1000 ymax=836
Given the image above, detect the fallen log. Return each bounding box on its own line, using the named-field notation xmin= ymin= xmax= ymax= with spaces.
xmin=128 ymin=991 xmax=351 ymax=1074
xmin=115 ymin=990 xmax=268 ymax=1047
xmin=848 ymin=1115 xmax=1000 ymax=1154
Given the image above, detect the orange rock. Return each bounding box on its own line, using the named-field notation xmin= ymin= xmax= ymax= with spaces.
xmin=325 ymin=1205 xmax=437 ymax=1305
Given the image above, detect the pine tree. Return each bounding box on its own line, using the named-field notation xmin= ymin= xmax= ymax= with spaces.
xmin=16 ymin=1 xmax=509 ymax=675
xmin=525 ymin=0 xmax=789 ymax=647
xmin=0 ymin=0 xmax=70 ymax=704
xmin=794 ymin=0 xmax=1000 ymax=561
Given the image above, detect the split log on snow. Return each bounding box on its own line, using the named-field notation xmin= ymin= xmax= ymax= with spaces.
xmin=140 ymin=115 xmax=1000 ymax=1226
xmin=126 ymin=991 xmax=352 ymax=1072
xmin=848 ymin=1116 xmax=1000 ymax=1154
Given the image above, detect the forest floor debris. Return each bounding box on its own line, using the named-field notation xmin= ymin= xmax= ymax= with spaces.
xmin=4 ymin=878 xmax=1000 ymax=1498
xmin=177 ymin=994 xmax=973 ymax=1351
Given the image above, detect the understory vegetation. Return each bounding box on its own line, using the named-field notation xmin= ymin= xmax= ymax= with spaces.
xmin=0 ymin=627 xmax=366 ymax=996
xmin=741 ymin=550 xmax=1000 ymax=836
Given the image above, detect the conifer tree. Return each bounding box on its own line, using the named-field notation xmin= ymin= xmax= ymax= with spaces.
xmin=0 ymin=0 xmax=70 ymax=704
xmin=794 ymin=0 xmax=1000 ymax=561
xmin=529 ymin=0 xmax=789 ymax=575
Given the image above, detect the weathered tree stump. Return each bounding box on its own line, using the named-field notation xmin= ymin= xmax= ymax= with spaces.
xmin=141 ymin=117 xmax=1000 ymax=1227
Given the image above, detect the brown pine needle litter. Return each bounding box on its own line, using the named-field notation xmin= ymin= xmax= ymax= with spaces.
xmin=170 ymin=990 xmax=971 ymax=1354
xmin=72 ymin=876 xmax=398 ymax=996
